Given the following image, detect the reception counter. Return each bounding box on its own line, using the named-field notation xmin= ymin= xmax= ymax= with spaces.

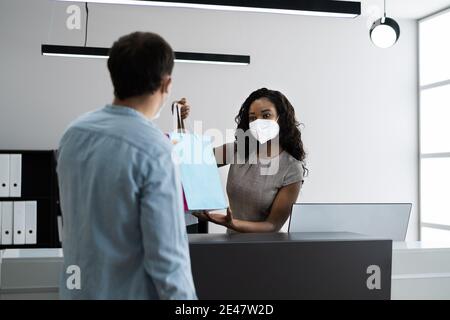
xmin=189 ymin=232 xmax=391 ymax=299
xmin=7 ymin=233 xmax=450 ymax=299
xmin=0 ymin=232 xmax=396 ymax=300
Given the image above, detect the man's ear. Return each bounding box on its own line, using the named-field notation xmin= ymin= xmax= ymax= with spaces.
xmin=161 ymin=76 xmax=172 ymax=95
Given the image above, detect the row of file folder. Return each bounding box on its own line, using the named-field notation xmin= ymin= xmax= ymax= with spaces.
xmin=0 ymin=201 xmax=37 ymax=245
xmin=0 ymin=154 xmax=22 ymax=197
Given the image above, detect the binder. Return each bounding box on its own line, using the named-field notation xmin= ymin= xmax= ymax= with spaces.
xmin=25 ymin=201 xmax=37 ymax=244
xmin=57 ymin=215 xmax=63 ymax=244
xmin=1 ymin=201 xmax=13 ymax=245
xmin=13 ymin=201 xmax=26 ymax=245
xmin=0 ymin=154 xmax=10 ymax=197
xmin=0 ymin=202 xmax=2 ymax=245
xmin=9 ymin=154 xmax=22 ymax=197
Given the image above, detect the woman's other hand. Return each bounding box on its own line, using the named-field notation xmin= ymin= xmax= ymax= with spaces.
xmin=192 ymin=210 xmax=210 ymax=222
xmin=193 ymin=208 xmax=234 ymax=229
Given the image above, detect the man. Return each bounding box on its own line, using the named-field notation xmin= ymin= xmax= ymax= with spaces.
xmin=57 ymin=32 xmax=197 ymax=299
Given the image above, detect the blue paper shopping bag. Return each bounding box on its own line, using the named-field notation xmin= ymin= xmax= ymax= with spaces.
xmin=169 ymin=131 xmax=228 ymax=211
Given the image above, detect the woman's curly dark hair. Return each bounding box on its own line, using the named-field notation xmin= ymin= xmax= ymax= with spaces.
xmin=235 ymin=88 xmax=307 ymax=173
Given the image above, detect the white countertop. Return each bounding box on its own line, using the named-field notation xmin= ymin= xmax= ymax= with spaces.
xmin=1 ymin=249 xmax=63 ymax=260
xmin=393 ymin=241 xmax=450 ymax=251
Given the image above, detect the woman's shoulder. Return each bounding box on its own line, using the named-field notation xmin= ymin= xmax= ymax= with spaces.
xmin=280 ymin=151 xmax=304 ymax=185
xmin=281 ymin=151 xmax=303 ymax=167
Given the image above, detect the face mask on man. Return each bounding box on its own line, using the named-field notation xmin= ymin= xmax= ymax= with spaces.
xmin=152 ymin=103 xmax=164 ymax=120
xmin=152 ymin=92 xmax=169 ymax=120
xmin=249 ymin=117 xmax=280 ymax=144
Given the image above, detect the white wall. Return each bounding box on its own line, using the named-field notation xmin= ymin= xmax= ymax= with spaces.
xmin=0 ymin=0 xmax=419 ymax=239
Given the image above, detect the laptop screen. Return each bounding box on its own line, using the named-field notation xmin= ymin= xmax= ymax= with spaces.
xmin=288 ymin=203 xmax=412 ymax=241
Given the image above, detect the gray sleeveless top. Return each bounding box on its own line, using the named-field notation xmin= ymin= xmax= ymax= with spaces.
xmin=225 ymin=143 xmax=304 ymax=223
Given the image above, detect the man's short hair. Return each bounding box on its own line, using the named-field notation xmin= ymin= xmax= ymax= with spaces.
xmin=107 ymin=32 xmax=174 ymax=100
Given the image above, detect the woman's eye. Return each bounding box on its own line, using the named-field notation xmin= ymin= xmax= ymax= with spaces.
xmin=263 ymin=114 xmax=271 ymax=119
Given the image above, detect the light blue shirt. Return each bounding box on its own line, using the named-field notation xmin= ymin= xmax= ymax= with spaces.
xmin=57 ymin=104 xmax=197 ymax=300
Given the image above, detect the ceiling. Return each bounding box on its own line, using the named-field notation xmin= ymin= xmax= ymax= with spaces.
xmin=343 ymin=0 xmax=450 ymax=19
xmin=52 ymin=0 xmax=450 ymax=20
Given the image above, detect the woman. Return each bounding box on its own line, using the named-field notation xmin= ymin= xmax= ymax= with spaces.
xmin=180 ymin=88 xmax=307 ymax=233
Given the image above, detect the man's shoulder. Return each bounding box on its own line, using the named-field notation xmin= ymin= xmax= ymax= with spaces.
xmin=61 ymin=108 xmax=172 ymax=157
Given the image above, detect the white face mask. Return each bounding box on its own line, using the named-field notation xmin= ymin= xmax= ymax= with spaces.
xmin=152 ymin=95 xmax=168 ymax=120
xmin=249 ymin=118 xmax=280 ymax=144
xmin=152 ymin=105 xmax=163 ymax=120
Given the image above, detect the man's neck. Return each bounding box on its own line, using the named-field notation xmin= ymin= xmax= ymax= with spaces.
xmin=112 ymin=95 xmax=159 ymax=120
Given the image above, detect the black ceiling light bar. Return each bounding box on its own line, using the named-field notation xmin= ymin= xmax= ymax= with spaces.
xmin=174 ymin=52 xmax=250 ymax=65
xmin=55 ymin=0 xmax=361 ymax=18
xmin=42 ymin=45 xmax=108 ymax=59
xmin=41 ymin=44 xmax=250 ymax=65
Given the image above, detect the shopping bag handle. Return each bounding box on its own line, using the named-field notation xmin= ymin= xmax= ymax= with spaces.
xmin=171 ymin=102 xmax=186 ymax=133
